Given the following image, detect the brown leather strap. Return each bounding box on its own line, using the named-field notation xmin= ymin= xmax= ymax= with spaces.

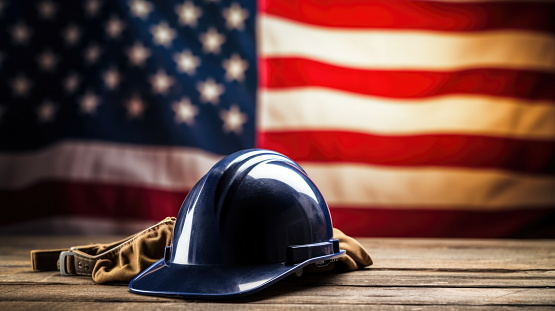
xmin=30 ymin=248 xmax=67 ymax=271
xmin=30 ymin=217 xmax=176 ymax=279
xmin=31 ymin=248 xmax=105 ymax=276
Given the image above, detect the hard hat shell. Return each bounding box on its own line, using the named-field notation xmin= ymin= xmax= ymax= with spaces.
xmin=129 ymin=149 xmax=344 ymax=299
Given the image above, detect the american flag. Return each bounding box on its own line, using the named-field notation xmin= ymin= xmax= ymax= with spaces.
xmin=1 ymin=0 xmax=554 ymax=237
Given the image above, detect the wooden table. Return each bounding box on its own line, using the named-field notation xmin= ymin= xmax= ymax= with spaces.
xmin=1 ymin=235 xmax=554 ymax=310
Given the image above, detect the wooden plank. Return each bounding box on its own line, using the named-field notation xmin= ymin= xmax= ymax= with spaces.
xmin=296 ymin=270 xmax=555 ymax=288
xmin=359 ymin=238 xmax=555 ymax=270
xmin=1 ymin=283 xmax=554 ymax=306
xmin=2 ymin=267 xmax=554 ymax=288
xmin=253 ymin=286 xmax=555 ymax=306
xmin=0 ymin=268 xmax=95 ymax=285
xmin=2 ymin=301 xmax=554 ymax=311
xmin=2 ymin=302 xmax=555 ymax=311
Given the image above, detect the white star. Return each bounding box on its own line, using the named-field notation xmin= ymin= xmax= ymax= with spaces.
xmin=200 ymin=28 xmax=225 ymax=54
xmin=126 ymin=42 xmax=151 ymax=66
xmin=223 ymin=54 xmax=248 ymax=82
xmin=64 ymin=73 xmax=80 ymax=94
xmin=126 ymin=95 xmax=146 ymax=119
xmin=106 ymin=16 xmax=125 ymax=39
xmin=63 ymin=24 xmax=81 ymax=46
xmin=37 ymin=100 xmax=57 ymax=123
xmin=37 ymin=1 xmax=57 ymax=20
xmin=85 ymin=0 xmax=101 ymax=17
xmin=220 ymin=105 xmax=247 ymax=134
xmin=150 ymin=70 xmax=174 ymax=94
xmin=197 ymin=78 xmax=224 ymax=105
xmin=176 ymin=1 xmax=202 ymax=26
xmin=85 ymin=44 xmax=101 ymax=64
xmin=37 ymin=50 xmax=58 ymax=72
xmin=151 ymin=22 xmax=176 ymax=47
xmin=172 ymin=98 xmax=198 ymax=125
xmin=129 ymin=0 xmax=152 ymax=19
xmin=10 ymin=74 xmax=32 ymax=98
xmin=80 ymin=91 xmax=100 ymax=114
xmin=103 ymin=67 xmax=121 ymax=90
xmin=10 ymin=22 xmax=32 ymax=45
xmin=174 ymin=50 xmax=200 ymax=75
xmin=222 ymin=3 xmax=248 ymax=30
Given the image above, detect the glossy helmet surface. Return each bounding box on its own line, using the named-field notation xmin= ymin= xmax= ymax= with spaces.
xmin=129 ymin=149 xmax=343 ymax=299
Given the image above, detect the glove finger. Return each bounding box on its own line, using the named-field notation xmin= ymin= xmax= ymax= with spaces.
xmin=333 ymin=228 xmax=373 ymax=270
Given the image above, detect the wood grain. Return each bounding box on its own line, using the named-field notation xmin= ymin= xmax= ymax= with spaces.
xmin=1 ymin=235 xmax=554 ymax=310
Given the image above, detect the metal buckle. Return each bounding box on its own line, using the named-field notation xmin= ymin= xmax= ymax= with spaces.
xmin=58 ymin=251 xmax=75 ymax=276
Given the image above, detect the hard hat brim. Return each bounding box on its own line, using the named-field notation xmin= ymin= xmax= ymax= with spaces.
xmin=128 ymin=250 xmax=344 ymax=299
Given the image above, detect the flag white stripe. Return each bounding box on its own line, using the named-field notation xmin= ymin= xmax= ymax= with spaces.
xmin=259 ymin=15 xmax=555 ymax=72
xmin=302 ymin=163 xmax=555 ymax=210
xmin=2 ymin=138 xmax=552 ymax=210
xmin=259 ymin=88 xmax=555 ymax=139
xmin=0 ymin=140 xmax=221 ymax=190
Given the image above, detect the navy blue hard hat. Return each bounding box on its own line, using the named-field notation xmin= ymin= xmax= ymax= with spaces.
xmin=129 ymin=149 xmax=344 ymax=299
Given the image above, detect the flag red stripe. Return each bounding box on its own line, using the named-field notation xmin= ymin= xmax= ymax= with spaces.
xmin=1 ymin=181 xmax=186 ymax=226
xmin=261 ymin=57 xmax=555 ymax=101
xmin=3 ymin=181 xmax=554 ymax=238
xmin=260 ymin=0 xmax=555 ymax=32
xmin=258 ymin=130 xmax=555 ymax=175
xmin=330 ymin=206 xmax=555 ymax=238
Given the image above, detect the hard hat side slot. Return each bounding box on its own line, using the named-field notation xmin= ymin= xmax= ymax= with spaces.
xmin=285 ymin=239 xmax=340 ymax=265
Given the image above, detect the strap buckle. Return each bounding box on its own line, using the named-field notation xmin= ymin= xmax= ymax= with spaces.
xmin=58 ymin=251 xmax=75 ymax=276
